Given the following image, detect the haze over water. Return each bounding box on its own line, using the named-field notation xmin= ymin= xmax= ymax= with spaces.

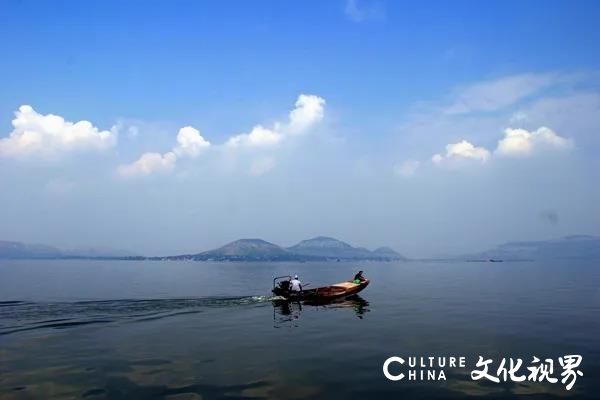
xmin=1 ymin=259 xmax=598 ymax=399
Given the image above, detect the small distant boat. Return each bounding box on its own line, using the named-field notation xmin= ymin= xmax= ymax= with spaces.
xmin=272 ymin=275 xmax=370 ymax=303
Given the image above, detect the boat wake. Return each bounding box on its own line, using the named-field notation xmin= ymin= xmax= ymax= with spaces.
xmin=0 ymin=296 xmax=276 ymax=336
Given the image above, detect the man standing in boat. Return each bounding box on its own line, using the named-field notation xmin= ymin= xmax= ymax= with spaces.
xmin=290 ymin=274 xmax=303 ymax=293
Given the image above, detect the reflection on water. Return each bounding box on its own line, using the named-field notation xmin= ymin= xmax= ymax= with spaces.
xmin=0 ymin=295 xmax=372 ymax=336
xmin=1 ymin=259 xmax=599 ymax=399
xmin=273 ymin=295 xmax=370 ymax=327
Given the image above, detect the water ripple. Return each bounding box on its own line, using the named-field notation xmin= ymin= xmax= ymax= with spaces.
xmin=0 ymin=296 xmax=274 ymax=336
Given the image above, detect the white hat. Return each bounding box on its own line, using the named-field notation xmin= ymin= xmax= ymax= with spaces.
xmin=294 ymin=274 xmax=298 ymax=279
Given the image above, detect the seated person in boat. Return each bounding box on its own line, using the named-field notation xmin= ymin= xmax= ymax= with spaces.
xmin=290 ymin=275 xmax=303 ymax=292
xmin=353 ymin=270 xmax=366 ymax=283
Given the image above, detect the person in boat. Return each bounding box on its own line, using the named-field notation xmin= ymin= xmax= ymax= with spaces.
xmin=353 ymin=270 xmax=366 ymax=284
xmin=290 ymin=274 xmax=303 ymax=293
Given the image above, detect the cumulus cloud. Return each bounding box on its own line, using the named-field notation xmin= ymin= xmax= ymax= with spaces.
xmin=117 ymin=152 xmax=176 ymax=178
xmin=0 ymin=105 xmax=116 ymax=159
xmin=443 ymin=73 xmax=557 ymax=115
xmin=495 ymin=127 xmax=573 ymax=157
xmin=394 ymin=160 xmax=420 ymax=177
xmin=119 ymin=125 xmax=210 ymax=178
xmin=173 ymin=126 xmax=211 ymax=157
xmin=287 ymin=94 xmax=326 ymax=134
xmin=428 ymin=126 xmax=572 ymax=170
xmin=119 ymin=93 xmax=325 ymax=178
xmin=224 ymin=94 xmax=324 ymax=175
xmin=432 ymin=140 xmax=491 ymax=165
xmin=226 ymin=94 xmax=325 ymax=148
xmin=225 ymin=125 xmax=282 ymax=148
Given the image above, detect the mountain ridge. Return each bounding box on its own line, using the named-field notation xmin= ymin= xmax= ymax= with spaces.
xmin=0 ymin=240 xmax=139 ymax=259
xmin=284 ymin=236 xmax=406 ymax=261
xmin=4 ymin=235 xmax=596 ymax=262
xmin=184 ymin=238 xmax=300 ymax=261
xmin=463 ymin=235 xmax=600 ymax=261
xmin=166 ymin=237 xmax=406 ymax=261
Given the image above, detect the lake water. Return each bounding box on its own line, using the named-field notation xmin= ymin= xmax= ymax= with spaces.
xmin=1 ymin=259 xmax=599 ymax=399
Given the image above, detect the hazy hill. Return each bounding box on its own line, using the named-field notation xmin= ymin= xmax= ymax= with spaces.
xmin=286 ymin=236 xmax=406 ymax=260
xmin=467 ymin=235 xmax=600 ymax=260
xmin=0 ymin=241 xmax=62 ymax=259
xmin=164 ymin=236 xmax=407 ymax=261
xmin=287 ymin=236 xmax=370 ymax=259
xmin=183 ymin=239 xmax=305 ymax=261
xmin=6 ymin=235 xmax=597 ymax=262
xmin=1 ymin=236 xmax=408 ymax=262
xmin=62 ymin=247 xmax=139 ymax=258
xmin=0 ymin=241 xmax=138 ymax=259
xmin=372 ymin=246 xmax=408 ymax=260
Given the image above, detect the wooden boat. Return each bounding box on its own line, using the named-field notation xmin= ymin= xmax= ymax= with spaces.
xmin=272 ymin=275 xmax=370 ymax=302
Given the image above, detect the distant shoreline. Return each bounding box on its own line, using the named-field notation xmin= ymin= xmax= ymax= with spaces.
xmin=0 ymin=256 xmax=408 ymax=262
xmin=2 ymin=234 xmax=599 ymax=262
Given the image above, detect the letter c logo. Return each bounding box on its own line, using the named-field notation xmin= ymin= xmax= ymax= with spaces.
xmin=383 ymin=357 xmax=405 ymax=381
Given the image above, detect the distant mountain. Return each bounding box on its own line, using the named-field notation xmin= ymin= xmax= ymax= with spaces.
xmin=0 ymin=241 xmax=62 ymax=259
xmin=466 ymin=235 xmax=600 ymax=261
xmin=0 ymin=236 xmax=407 ymax=262
xmin=286 ymin=236 xmax=406 ymax=260
xmin=287 ymin=236 xmax=370 ymax=259
xmin=174 ymin=239 xmax=308 ymax=261
xmin=62 ymin=247 xmax=139 ymax=258
xmin=0 ymin=240 xmax=139 ymax=259
xmin=162 ymin=236 xmax=407 ymax=261
xmin=372 ymin=246 xmax=408 ymax=260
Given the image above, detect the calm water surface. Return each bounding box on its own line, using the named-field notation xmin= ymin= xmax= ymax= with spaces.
xmin=1 ymin=259 xmax=599 ymax=399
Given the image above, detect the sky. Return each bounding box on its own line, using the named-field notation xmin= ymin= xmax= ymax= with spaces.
xmin=1 ymin=0 xmax=599 ymax=257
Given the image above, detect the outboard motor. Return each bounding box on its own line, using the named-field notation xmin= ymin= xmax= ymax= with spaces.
xmin=272 ymin=275 xmax=293 ymax=297
xmin=279 ymin=280 xmax=290 ymax=292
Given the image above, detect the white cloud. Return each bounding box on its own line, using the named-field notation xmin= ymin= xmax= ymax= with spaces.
xmin=117 ymin=152 xmax=176 ymax=178
xmin=443 ymin=73 xmax=557 ymax=115
xmin=432 ymin=140 xmax=491 ymax=165
xmin=249 ymin=156 xmax=276 ymax=176
xmin=226 ymin=125 xmax=282 ymax=148
xmin=394 ymin=160 xmax=420 ymax=177
xmin=428 ymin=126 xmax=571 ymax=170
xmin=119 ymin=125 xmax=210 ymax=178
xmin=344 ymin=0 xmax=385 ymax=23
xmin=173 ymin=126 xmax=210 ymax=157
xmin=0 ymin=105 xmax=116 ymax=159
xmin=226 ymin=94 xmax=325 ymax=147
xmin=287 ymin=94 xmax=326 ymax=134
xmin=495 ymin=127 xmax=573 ymax=157
xmin=119 ymin=93 xmax=325 ymax=177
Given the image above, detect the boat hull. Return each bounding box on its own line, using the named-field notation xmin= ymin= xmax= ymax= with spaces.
xmin=272 ymin=279 xmax=370 ymax=303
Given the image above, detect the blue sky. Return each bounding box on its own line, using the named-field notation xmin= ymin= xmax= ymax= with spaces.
xmin=2 ymin=0 xmax=599 ymax=130
xmin=1 ymin=0 xmax=599 ymax=256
